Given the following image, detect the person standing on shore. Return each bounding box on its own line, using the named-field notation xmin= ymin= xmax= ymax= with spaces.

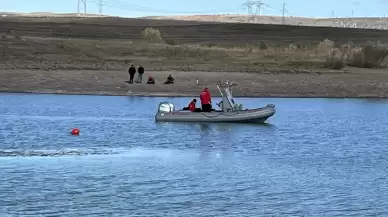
xmin=137 ymin=65 xmax=144 ymax=83
xmin=128 ymin=65 xmax=136 ymax=84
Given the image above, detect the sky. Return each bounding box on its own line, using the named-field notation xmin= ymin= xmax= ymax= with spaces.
xmin=1 ymin=0 xmax=388 ymax=18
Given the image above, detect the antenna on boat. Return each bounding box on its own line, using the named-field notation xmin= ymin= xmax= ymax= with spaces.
xmin=218 ymin=81 xmax=237 ymax=87
xmin=195 ymin=81 xmax=237 ymax=88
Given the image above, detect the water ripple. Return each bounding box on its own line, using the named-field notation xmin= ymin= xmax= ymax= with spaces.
xmin=0 ymin=149 xmax=84 ymax=157
xmin=1 ymin=94 xmax=388 ymax=216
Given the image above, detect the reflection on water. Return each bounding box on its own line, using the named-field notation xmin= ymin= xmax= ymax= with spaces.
xmin=1 ymin=93 xmax=388 ymax=216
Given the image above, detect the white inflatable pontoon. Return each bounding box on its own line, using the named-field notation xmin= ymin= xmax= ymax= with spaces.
xmin=155 ymin=82 xmax=276 ymax=123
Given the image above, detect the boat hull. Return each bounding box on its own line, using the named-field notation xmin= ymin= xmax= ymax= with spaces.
xmin=155 ymin=106 xmax=275 ymax=123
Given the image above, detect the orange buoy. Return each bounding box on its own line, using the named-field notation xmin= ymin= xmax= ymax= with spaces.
xmin=71 ymin=128 xmax=80 ymax=135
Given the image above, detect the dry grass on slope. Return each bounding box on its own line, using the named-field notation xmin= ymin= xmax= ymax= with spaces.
xmin=1 ymin=27 xmax=387 ymax=72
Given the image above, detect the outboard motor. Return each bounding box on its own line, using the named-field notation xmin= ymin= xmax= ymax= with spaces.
xmin=158 ymin=102 xmax=175 ymax=113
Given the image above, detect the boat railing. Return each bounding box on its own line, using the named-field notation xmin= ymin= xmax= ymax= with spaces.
xmin=216 ymin=83 xmax=238 ymax=112
xmin=196 ymin=81 xmax=238 ymax=112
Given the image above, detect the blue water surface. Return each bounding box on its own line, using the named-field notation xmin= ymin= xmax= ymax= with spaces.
xmin=1 ymin=93 xmax=388 ymax=216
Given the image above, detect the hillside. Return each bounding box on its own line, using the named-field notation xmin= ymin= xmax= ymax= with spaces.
xmin=2 ymin=12 xmax=388 ymax=29
xmin=142 ymin=14 xmax=388 ymax=29
xmin=1 ymin=14 xmax=388 ymax=71
xmin=1 ymin=13 xmax=388 ymax=97
xmin=1 ymin=15 xmax=388 ymax=46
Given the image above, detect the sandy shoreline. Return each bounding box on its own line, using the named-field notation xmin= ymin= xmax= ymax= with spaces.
xmin=1 ymin=89 xmax=387 ymax=98
xmin=1 ymin=69 xmax=388 ymax=98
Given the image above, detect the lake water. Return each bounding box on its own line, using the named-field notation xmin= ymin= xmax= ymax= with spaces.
xmin=1 ymin=93 xmax=388 ymax=216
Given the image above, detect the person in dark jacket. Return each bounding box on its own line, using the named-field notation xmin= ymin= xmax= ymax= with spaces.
xmin=128 ymin=65 xmax=136 ymax=84
xmin=164 ymin=74 xmax=175 ymax=84
xmin=137 ymin=65 xmax=145 ymax=83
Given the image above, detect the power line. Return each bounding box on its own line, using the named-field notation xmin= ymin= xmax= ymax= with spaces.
xmin=86 ymin=0 xmax=240 ymax=15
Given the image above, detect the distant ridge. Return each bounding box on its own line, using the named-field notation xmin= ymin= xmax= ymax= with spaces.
xmin=140 ymin=14 xmax=388 ymax=29
xmin=0 ymin=11 xmax=114 ymax=17
xmin=1 ymin=12 xmax=388 ymax=29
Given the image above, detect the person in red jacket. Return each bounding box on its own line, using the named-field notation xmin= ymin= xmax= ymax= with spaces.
xmin=147 ymin=76 xmax=155 ymax=84
xmin=183 ymin=99 xmax=199 ymax=112
xmin=200 ymin=87 xmax=212 ymax=112
xmin=188 ymin=99 xmax=197 ymax=112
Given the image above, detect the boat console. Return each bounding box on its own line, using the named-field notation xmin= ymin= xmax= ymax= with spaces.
xmin=216 ymin=82 xmax=244 ymax=112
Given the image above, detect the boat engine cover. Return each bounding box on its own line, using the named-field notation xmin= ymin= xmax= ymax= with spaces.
xmin=158 ymin=102 xmax=175 ymax=112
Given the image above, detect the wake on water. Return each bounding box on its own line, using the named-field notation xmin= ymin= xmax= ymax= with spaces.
xmin=0 ymin=113 xmax=198 ymax=159
xmin=0 ymin=147 xmax=201 ymax=159
xmin=0 ymin=114 xmax=148 ymax=122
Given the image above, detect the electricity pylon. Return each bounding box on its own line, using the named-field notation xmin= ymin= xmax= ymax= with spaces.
xmin=99 ymin=0 xmax=103 ymax=14
xmin=242 ymin=1 xmax=268 ymax=23
xmin=77 ymin=0 xmax=87 ymax=17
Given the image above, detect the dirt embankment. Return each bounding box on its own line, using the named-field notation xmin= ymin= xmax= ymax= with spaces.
xmin=1 ymin=69 xmax=388 ymax=98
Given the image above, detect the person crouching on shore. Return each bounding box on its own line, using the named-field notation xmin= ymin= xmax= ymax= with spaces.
xmin=147 ymin=76 xmax=155 ymax=84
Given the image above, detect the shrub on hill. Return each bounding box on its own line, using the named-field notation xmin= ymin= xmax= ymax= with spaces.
xmin=141 ymin=27 xmax=163 ymax=42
